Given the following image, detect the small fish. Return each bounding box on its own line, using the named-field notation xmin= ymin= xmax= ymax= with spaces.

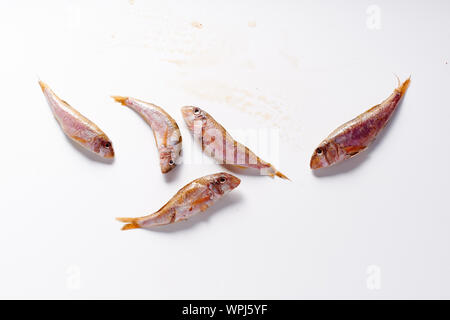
xmin=181 ymin=106 xmax=288 ymax=179
xmin=310 ymin=77 xmax=410 ymax=169
xmin=39 ymin=81 xmax=114 ymax=158
xmin=117 ymin=172 xmax=240 ymax=230
xmin=112 ymin=96 xmax=182 ymax=173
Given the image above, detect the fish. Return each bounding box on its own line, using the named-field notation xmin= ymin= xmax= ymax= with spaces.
xmin=112 ymin=96 xmax=182 ymax=173
xmin=310 ymin=77 xmax=410 ymax=169
xmin=116 ymin=172 xmax=240 ymax=230
xmin=39 ymin=81 xmax=114 ymax=158
xmin=181 ymin=106 xmax=288 ymax=179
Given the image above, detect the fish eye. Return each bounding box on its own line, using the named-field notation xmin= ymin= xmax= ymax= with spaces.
xmin=316 ymin=148 xmax=323 ymax=155
xmin=169 ymin=159 xmax=175 ymax=166
xmin=105 ymin=142 xmax=111 ymax=148
xmin=194 ymin=108 xmax=200 ymax=115
xmin=219 ymin=177 xmax=226 ymax=183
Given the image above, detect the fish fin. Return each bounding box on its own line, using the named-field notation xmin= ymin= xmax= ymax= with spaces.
xmin=268 ymin=165 xmax=290 ymax=180
xmin=344 ymin=145 xmax=367 ymax=156
xmin=274 ymin=171 xmax=290 ymax=180
xmin=191 ymin=196 xmax=212 ymax=207
xmin=267 ymin=167 xmax=290 ymax=180
xmin=396 ymin=77 xmax=411 ymax=96
xmin=116 ymin=217 xmax=141 ymax=231
xmin=111 ymin=96 xmax=128 ymax=106
xmin=71 ymin=136 xmax=87 ymax=144
xmin=162 ymin=128 xmax=168 ymax=145
xmin=121 ymin=223 xmax=141 ymax=231
xmin=38 ymin=80 xmax=48 ymax=92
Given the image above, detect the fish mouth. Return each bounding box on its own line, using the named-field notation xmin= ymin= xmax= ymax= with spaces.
xmin=180 ymin=106 xmax=193 ymax=118
xmin=229 ymin=176 xmax=241 ymax=189
xmin=180 ymin=106 xmax=196 ymax=130
xmin=104 ymin=145 xmax=115 ymax=158
xmin=310 ymin=154 xmax=327 ymax=170
xmin=104 ymin=151 xmax=115 ymax=159
xmin=101 ymin=145 xmax=115 ymax=158
xmin=161 ymin=165 xmax=175 ymax=174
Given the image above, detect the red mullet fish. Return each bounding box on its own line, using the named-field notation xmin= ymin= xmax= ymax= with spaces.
xmin=181 ymin=106 xmax=288 ymax=179
xmin=116 ymin=172 xmax=240 ymax=230
xmin=39 ymin=81 xmax=114 ymax=158
xmin=310 ymin=77 xmax=410 ymax=169
xmin=112 ymin=96 xmax=182 ymax=173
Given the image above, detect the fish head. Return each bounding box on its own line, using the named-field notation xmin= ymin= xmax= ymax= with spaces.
xmin=159 ymin=147 xmax=179 ymax=173
xmin=181 ymin=106 xmax=207 ymax=131
xmin=310 ymin=141 xmax=339 ymax=169
xmin=93 ymin=135 xmax=115 ymax=158
xmin=159 ymin=132 xmax=182 ymax=173
xmin=207 ymin=172 xmax=241 ymax=195
xmin=159 ymin=153 xmax=176 ymax=173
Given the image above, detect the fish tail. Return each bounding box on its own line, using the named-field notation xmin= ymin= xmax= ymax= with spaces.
xmin=111 ymin=96 xmax=129 ymax=106
xmin=267 ymin=165 xmax=290 ymax=180
xmin=396 ymin=77 xmax=411 ymax=96
xmin=38 ymin=80 xmax=48 ymax=92
xmin=116 ymin=217 xmax=141 ymax=231
xmin=275 ymin=171 xmax=290 ymax=180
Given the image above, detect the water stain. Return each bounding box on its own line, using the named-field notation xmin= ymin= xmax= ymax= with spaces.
xmin=191 ymin=21 xmax=203 ymax=29
xmin=280 ymin=51 xmax=300 ymax=68
xmin=164 ymin=59 xmax=187 ymax=66
xmin=110 ymin=9 xmax=211 ymax=58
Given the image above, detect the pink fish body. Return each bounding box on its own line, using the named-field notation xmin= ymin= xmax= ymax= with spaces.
xmin=117 ymin=172 xmax=240 ymax=230
xmin=113 ymin=96 xmax=182 ymax=173
xmin=39 ymin=81 xmax=114 ymax=158
xmin=310 ymin=78 xmax=410 ymax=169
xmin=181 ymin=106 xmax=288 ymax=179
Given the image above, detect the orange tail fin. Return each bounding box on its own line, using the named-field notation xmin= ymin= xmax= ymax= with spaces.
xmin=111 ymin=96 xmax=128 ymax=106
xmin=267 ymin=165 xmax=290 ymax=180
xmin=275 ymin=171 xmax=290 ymax=180
xmin=38 ymin=80 xmax=48 ymax=92
xmin=116 ymin=217 xmax=141 ymax=231
xmin=396 ymin=77 xmax=411 ymax=96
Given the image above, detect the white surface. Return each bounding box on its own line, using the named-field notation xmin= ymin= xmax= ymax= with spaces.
xmin=0 ymin=0 xmax=449 ymax=299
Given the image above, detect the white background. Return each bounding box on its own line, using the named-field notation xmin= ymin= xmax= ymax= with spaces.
xmin=0 ymin=0 xmax=449 ymax=299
